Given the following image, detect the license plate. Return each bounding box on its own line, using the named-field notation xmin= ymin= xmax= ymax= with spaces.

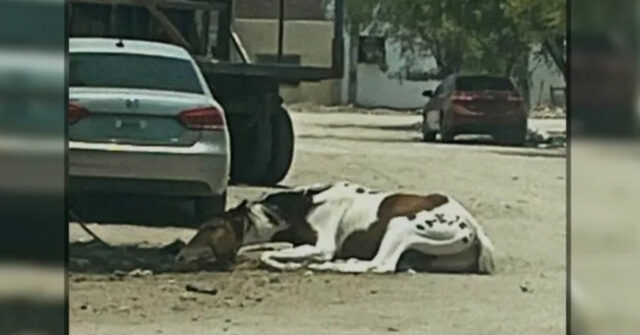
xmin=115 ymin=119 xmax=147 ymax=130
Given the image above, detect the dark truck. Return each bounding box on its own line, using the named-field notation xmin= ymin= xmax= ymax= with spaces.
xmin=67 ymin=0 xmax=345 ymax=184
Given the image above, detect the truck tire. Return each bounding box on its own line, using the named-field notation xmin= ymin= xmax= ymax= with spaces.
xmin=230 ymin=113 xmax=273 ymax=185
xmin=262 ymin=107 xmax=294 ymax=185
xmin=193 ymin=192 xmax=226 ymax=225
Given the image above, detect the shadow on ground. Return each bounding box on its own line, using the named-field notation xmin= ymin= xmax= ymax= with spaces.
xmin=299 ymin=133 xmax=420 ymax=144
xmin=491 ymin=149 xmax=566 ymax=159
xmin=69 ymin=239 xmax=186 ymax=274
xmin=69 ymin=194 xmax=196 ymax=227
xmin=69 ymin=186 xmax=291 ymax=228
xmin=69 ymin=240 xmax=262 ymax=275
xmin=319 ymin=122 xmax=421 ymax=132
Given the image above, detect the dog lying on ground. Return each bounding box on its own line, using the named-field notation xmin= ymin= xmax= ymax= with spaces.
xmin=175 ymin=182 xmax=496 ymax=274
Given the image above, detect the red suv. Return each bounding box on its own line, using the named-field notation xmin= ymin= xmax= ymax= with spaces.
xmin=421 ymin=74 xmax=528 ymax=145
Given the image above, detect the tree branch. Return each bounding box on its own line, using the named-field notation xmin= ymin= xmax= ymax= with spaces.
xmin=542 ymin=37 xmax=565 ymax=78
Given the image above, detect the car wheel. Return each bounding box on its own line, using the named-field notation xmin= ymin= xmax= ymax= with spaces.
xmin=421 ymin=115 xmax=437 ymax=142
xmin=422 ymin=129 xmax=437 ymax=142
xmin=439 ymin=112 xmax=455 ymax=143
xmin=193 ymin=192 xmax=227 ymax=224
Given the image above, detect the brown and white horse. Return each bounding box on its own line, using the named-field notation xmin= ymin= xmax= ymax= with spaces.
xmin=176 ymin=182 xmax=496 ymax=274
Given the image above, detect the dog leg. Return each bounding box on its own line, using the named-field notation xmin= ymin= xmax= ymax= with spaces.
xmin=260 ymin=244 xmax=333 ymax=271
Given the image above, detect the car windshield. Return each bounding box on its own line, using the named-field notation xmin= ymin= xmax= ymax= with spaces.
xmin=456 ymin=76 xmax=515 ymax=91
xmin=69 ymin=52 xmax=203 ymax=94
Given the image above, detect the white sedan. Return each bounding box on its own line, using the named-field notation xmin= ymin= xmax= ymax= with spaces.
xmin=68 ymin=38 xmax=230 ymax=223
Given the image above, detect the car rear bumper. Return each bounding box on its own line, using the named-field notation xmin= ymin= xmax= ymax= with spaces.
xmin=69 ymin=140 xmax=229 ymax=196
xmin=450 ymin=109 xmax=526 ymax=133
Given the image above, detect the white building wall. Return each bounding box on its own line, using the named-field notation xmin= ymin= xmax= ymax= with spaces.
xmin=528 ymin=44 xmax=565 ymax=107
xmin=355 ymin=38 xmax=440 ymax=109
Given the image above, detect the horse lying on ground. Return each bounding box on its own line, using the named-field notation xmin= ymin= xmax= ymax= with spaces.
xmin=175 ymin=182 xmax=496 ymax=274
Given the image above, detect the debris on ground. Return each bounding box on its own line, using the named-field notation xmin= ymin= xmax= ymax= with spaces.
xmin=170 ymin=305 xmax=187 ymax=312
xmin=128 ymin=268 xmax=153 ymax=278
xmin=529 ymin=106 xmax=566 ymax=119
xmin=112 ymin=270 xmax=127 ymax=278
xmin=117 ymin=305 xmax=130 ymax=313
xmin=526 ymin=126 xmax=566 ymax=148
xmin=179 ymin=293 xmax=198 ymax=301
xmin=72 ymin=275 xmax=88 ymax=283
xmin=519 ymin=281 xmax=534 ymax=294
xmin=268 ymin=275 xmax=281 ymax=284
xmin=185 ymin=283 xmax=218 ymax=296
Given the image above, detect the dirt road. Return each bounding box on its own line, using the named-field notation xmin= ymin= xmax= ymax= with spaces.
xmin=70 ymin=110 xmax=566 ymax=334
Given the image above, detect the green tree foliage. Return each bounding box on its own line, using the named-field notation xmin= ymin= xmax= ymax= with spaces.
xmin=345 ymin=0 xmax=566 ymax=84
xmin=504 ymin=0 xmax=566 ymax=76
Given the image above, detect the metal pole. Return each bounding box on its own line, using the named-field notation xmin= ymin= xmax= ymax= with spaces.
xmin=277 ymin=0 xmax=285 ymax=62
xmin=216 ymin=0 xmax=232 ymax=61
xmin=332 ymin=0 xmax=345 ymax=77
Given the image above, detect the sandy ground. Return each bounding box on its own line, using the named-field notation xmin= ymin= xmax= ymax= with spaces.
xmin=69 ymin=110 xmax=566 ymax=335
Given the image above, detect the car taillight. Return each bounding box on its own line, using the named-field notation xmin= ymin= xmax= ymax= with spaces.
xmin=68 ymin=102 xmax=89 ymax=124
xmin=452 ymin=92 xmax=474 ymax=102
xmin=178 ymin=106 xmax=225 ymax=130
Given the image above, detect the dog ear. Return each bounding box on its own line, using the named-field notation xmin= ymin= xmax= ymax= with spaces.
xmin=303 ymin=183 xmax=333 ymax=205
xmin=310 ymin=191 xmax=332 ymax=205
xmin=260 ymin=204 xmax=279 ymax=221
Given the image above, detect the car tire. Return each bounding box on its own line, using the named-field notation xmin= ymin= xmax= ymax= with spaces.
xmin=193 ymin=192 xmax=227 ymax=224
xmin=439 ymin=112 xmax=455 ymax=143
xmin=261 ymin=107 xmax=294 ymax=185
xmin=421 ymin=113 xmax=437 ymax=142
xmin=422 ymin=129 xmax=437 ymax=142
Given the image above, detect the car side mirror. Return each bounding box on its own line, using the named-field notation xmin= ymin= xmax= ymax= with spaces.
xmin=422 ymin=90 xmax=434 ymax=97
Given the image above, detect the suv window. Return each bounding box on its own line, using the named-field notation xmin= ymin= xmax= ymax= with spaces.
xmin=69 ymin=53 xmax=204 ymax=94
xmin=455 ymin=76 xmax=515 ymax=91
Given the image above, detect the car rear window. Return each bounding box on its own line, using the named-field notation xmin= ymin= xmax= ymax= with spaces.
xmin=69 ymin=53 xmax=203 ymax=94
xmin=456 ymin=76 xmax=515 ymax=91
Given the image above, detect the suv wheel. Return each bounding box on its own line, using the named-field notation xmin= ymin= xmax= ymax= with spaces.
xmin=421 ymin=114 xmax=437 ymax=142
xmin=422 ymin=130 xmax=437 ymax=142
xmin=439 ymin=112 xmax=455 ymax=143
